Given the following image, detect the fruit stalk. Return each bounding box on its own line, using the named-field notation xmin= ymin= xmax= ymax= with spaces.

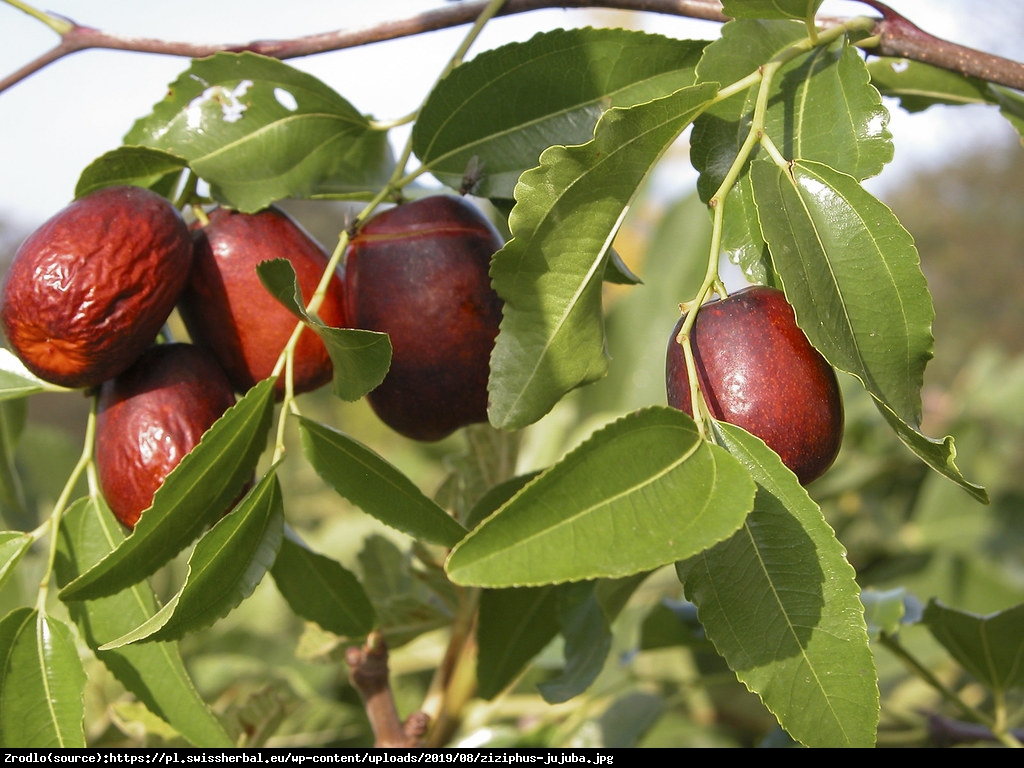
xmin=34 ymin=399 xmax=98 ymax=608
xmin=673 ymin=18 xmax=867 ymax=435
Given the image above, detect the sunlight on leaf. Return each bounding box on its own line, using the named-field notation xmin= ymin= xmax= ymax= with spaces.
xmin=448 ymin=407 xmax=755 ymax=587
xmin=489 ymin=84 xmax=718 ymax=429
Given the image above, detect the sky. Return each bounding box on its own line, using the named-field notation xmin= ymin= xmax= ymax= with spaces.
xmin=1 ymin=0 xmax=1022 ymax=234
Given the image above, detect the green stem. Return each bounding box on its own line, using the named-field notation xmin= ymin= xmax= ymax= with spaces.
xmin=878 ymin=632 xmax=1023 ymax=748
xmin=35 ymin=398 xmax=97 ymax=609
xmin=672 ymin=15 xmax=873 ymax=436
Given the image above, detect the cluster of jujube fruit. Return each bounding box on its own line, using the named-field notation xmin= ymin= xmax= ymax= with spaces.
xmin=0 ymin=185 xmax=506 ymax=529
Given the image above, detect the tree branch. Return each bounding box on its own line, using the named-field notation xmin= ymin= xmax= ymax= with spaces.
xmin=859 ymin=0 xmax=1024 ymax=90
xmin=346 ymin=632 xmax=430 ymax=748
xmin=3 ymin=0 xmax=1024 ymax=96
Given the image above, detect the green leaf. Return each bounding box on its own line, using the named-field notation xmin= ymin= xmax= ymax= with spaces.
xmin=414 ymin=28 xmax=705 ymax=199
xmin=55 ymin=497 xmax=233 ymax=747
xmin=477 ymin=577 xmax=639 ymax=702
xmin=751 ymin=158 xmax=933 ymax=426
xmin=298 ymin=417 xmax=466 ymax=548
xmin=537 ymin=581 xmax=612 ymax=704
xmin=692 ymin=22 xmax=891 ymax=268
xmin=0 ymin=608 xmax=86 ymax=747
xmin=488 ymin=83 xmax=718 ymax=429
xmin=59 ymin=378 xmax=275 ymax=601
xmin=677 ymin=422 xmax=878 ymax=748
xmin=256 ymin=259 xmax=391 ymax=401
xmin=0 ymin=348 xmax=62 ymax=400
xmin=358 ymin=535 xmax=453 ymax=647
xmin=446 ymin=407 xmax=755 ymax=588
xmin=0 ymin=531 xmax=32 ymax=594
xmin=697 ymin=22 xmax=891 ymax=187
xmin=873 ymin=397 xmax=987 ymax=502
xmin=989 ymin=85 xmax=1024 ymax=140
xmin=75 ymin=146 xmax=189 ymax=200
xmin=99 ymin=471 xmax=285 ymax=648
xmin=921 ymin=600 xmax=1024 ymax=692
xmin=271 ymin=528 xmax=376 ymax=638
xmin=124 ymin=52 xmax=395 ymax=211
xmin=721 ymin=0 xmax=822 ymax=20
xmin=476 ymin=585 xmax=562 ymax=699
xmin=867 ymin=58 xmax=993 ymax=113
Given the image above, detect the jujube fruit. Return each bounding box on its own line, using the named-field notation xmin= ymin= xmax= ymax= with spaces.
xmin=665 ymin=285 xmax=843 ymax=485
xmin=178 ymin=206 xmax=346 ymax=399
xmin=0 ymin=185 xmax=193 ymax=389
xmin=343 ymin=195 xmax=505 ymax=441
xmin=95 ymin=342 xmax=238 ymax=530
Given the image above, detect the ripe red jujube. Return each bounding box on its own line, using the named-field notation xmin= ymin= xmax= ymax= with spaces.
xmin=665 ymin=285 xmax=843 ymax=485
xmin=343 ymin=195 xmax=505 ymax=441
xmin=178 ymin=206 xmax=346 ymax=399
xmin=95 ymin=343 xmax=238 ymax=530
xmin=0 ymin=185 xmax=193 ymax=389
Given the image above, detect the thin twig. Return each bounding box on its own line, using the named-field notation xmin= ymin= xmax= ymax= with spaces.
xmin=3 ymin=0 xmax=1024 ymax=95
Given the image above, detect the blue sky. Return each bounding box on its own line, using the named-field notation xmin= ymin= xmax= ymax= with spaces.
xmin=1 ymin=0 xmax=1021 ymax=232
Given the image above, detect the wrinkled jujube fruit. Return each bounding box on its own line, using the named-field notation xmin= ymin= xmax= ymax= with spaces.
xmin=343 ymin=195 xmax=505 ymax=441
xmin=665 ymin=285 xmax=843 ymax=485
xmin=0 ymin=185 xmax=193 ymax=389
xmin=95 ymin=343 xmax=238 ymax=530
xmin=178 ymin=206 xmax=346 ymax=399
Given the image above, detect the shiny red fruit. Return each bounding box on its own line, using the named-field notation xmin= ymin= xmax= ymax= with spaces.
xmin=0 ymin=185 xmax=192 ymax=389
xmin=95 ymin=343 xmax=238 ymax=530
xmin=343 ymin=195 xmax=505 ymax=441
xmin=665 ymin=285 xmax=843 ymax=485
xmin=178 ymin=206 xmax=346 ymax=399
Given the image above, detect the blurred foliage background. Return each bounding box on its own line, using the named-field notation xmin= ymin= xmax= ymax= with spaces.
xmin=1 ymin=125 xmax=1023 ymax=747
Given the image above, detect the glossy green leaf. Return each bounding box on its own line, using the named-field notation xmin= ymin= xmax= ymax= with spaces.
xmin=0 ymin=348 xmax=62 ymax=400
xmin=59 ymin=379 xmax=275 ymax=601
xmin=55 ymin=497 xmax=233 ymax=747
xmin=271 ymin=528 xmax=375 ymax=638
xmin=751 ymin=158 xmax=932 ymax=426
xmin=693 ymin=22 xmax=891 ymax=268
xmin=677 ymin=422 xmax=878 ymax=748
xmin=537 ymin=581 xmax=612 ymax=704
xmin=867 ymin=58 xmax=992 ymax=113
xmin=721 ymin=0 xmax=822 ymax=20
xmin=697 ymin=22 xmax=891 ymax=187
xmin=75 ymin=146 xmax=189 ymax=200
xmin=476 ymin=585 xmax=562 ymax=699
xmin=256 ymin=259 xmax=391 ymax=401
xmin=414 ymin=28 xmax=704 ymax=199
xmin=488 ymin=84 xmax=718 ymax=429
xmin=0 ymin=608 xmax=86 ymax=747
xmin=99 ymin=471 xmax=284 ymax=648
xmin=873 ymin=396 xmax=987 ymax=502
xmin=124 ymin=52 xmax=395 ymax=211
xmin=298 ymin=417 xmax=466 ymax=548
xmin=0 ymin=531 xmax=32 ymax=594
xmin=922 ymin=600 xmax=1024 ymax=691
xmin=447 ymin=407 xmax=755 ymax=587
